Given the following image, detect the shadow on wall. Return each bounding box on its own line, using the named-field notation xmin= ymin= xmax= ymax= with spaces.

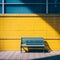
xmin=33 ymin=55 xmax=60 ymax=60
xmin=21 ymin=0 xmax=60 ymax=34
xmin=42 ymin=16 xmax=60 ymax=34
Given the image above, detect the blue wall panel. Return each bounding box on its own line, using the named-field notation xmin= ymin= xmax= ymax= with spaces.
xmin=48 ymin=0 xmax=60 ymax=3
xmin=0 ymin=6 xmax=2 ymax=13
xmin=5 ymin=0 xmax=46 ymax=3
xmin=5 ymin=0 xmax=22 ymax=3
xmin=0 ymin=0 xmax=2 ymax=3
xmin=0 ymin=0 xmax=60 ymax=14
xmin=48 ymin=4 xmax=60 ymax=14
xmin=5 ymin=5 xmax=32 ymax=13
xmin=5 ymin=5 xmax=46 ymax=14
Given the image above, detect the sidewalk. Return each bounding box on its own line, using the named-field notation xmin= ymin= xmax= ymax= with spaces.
xmin=0 ymin=51 xmax=60 ymax=60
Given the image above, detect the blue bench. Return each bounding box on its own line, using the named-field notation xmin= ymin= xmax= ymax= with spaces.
xmin=21 ymin=37 xmax=45 ymax=52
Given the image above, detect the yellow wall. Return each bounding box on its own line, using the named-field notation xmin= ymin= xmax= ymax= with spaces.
xmin=0 ymin=14 xmax=60 ymax=50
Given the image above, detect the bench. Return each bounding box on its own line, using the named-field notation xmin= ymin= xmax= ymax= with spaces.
xmin=21 ymin=37 xmax=45 ymax=52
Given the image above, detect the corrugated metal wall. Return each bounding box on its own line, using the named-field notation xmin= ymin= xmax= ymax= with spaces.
xmin=0 ymin=14 xmax=60 ymax=50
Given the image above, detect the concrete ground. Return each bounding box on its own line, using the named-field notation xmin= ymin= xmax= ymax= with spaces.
xmin=0 ymin=51 xmax=60 ymax=60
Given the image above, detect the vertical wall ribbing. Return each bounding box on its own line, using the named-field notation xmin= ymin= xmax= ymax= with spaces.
xmin=2 ymin=0 xmax=4 ymax=14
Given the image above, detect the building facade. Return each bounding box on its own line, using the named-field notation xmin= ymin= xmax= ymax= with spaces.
xmin=0 ymin=0 xmax=60 ymax=50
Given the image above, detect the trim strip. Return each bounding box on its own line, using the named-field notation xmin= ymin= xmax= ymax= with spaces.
xmin=0 ymin=14 xmax=60 ymax=17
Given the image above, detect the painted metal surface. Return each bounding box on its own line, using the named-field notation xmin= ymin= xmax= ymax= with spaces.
xmin=0 ymin=14 xmax=60 ymax=50
xmin=0 ymin=0 xmax=60 ymax=14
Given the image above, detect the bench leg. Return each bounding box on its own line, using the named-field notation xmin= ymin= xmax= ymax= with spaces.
xmin=21 ymin=46 xmax=22 ymax=53
xmin=43 ymin=48 xmax=45 ymax=53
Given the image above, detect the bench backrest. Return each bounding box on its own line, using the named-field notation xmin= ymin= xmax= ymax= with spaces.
xmin=21 ymin=37 xmax=44 ymax=45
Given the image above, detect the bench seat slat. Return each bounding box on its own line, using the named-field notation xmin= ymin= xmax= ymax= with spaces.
xmin=21 ymin=37 xmax=45 ymax=48
xmin=22 ymin=45 xmax=45 ymax=48
xmin=21 ymin=37 xmax=44 ymax=44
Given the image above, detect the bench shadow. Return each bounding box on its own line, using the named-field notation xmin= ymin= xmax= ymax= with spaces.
xmin=44 ymin=41 xmax=52 ymax=52
xmin=23 ymin=41 xmax=51 ymax=53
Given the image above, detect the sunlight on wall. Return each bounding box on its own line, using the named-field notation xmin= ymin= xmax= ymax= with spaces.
xmin=0 ymin=14 xmax=60 ymax=50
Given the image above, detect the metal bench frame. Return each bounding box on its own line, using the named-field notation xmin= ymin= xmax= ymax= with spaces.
xmin=21 ymin=37 xmax=45 ymax=52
